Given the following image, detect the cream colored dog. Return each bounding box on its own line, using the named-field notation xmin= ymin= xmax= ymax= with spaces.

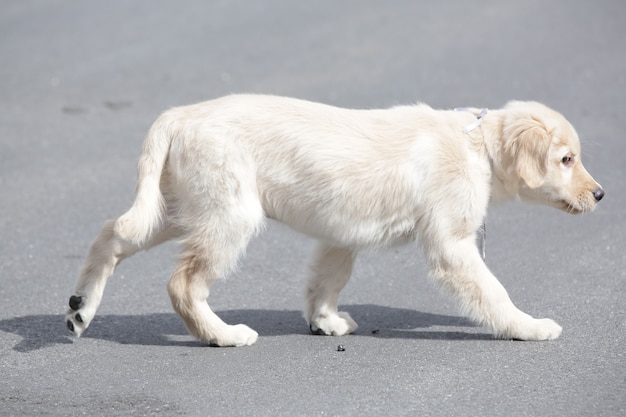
xmin=66 ymin=95 xmax=604 ymax=346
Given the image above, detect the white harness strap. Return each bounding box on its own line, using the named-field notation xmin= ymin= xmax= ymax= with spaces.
xmin=454 ymin=107 xmax=489 ymax=134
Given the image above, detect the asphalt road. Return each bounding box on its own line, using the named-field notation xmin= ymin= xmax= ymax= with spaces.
xmin=1 ymin=1 xmax=624 ymax=416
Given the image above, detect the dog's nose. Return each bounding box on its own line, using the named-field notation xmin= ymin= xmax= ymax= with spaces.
xmin=592 ymin=188 xmax=605 ymax=202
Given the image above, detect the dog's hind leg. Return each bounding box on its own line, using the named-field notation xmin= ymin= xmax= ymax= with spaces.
xmin=167 ymin=209 xmax=263 ymax=347
xmin=305 ymin=244 xmax=358 ymax=336
xmin=65 ymin=221 xmax=180 ymax=336
xmin=66 ymin=220 xmax=139 ymax=336
xmin=66 ymin=220 xmax=180 ymax=336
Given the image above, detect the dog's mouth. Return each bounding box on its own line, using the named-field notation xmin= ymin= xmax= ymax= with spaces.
xmin=557 ymin=199 xmax=592 ymax=215
xmin=563 ymin=202 xmax=582 ymax=215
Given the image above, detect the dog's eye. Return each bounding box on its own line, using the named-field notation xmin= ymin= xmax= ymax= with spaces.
xmin=561 ymin=155 xmax=574 ymax=166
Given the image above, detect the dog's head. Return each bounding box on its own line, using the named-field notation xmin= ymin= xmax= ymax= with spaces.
xmin=500 ymin=101 xmax=604 ymax=214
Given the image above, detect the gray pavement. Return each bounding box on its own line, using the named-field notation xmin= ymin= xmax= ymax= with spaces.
xmin=1 ymin=1 xmax=625 ymax=416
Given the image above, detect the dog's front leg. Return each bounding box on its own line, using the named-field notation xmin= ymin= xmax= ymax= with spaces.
xmin=305 ymin=243 xmax=358 ymax=336
xmin=427 ymin=237 xmax=562 ymax=341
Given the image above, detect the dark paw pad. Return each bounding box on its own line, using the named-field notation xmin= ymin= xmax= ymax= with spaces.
xmin=74 ymin=313 xmax=83 ymax=323
xmin=66 ymin=320 xmax=75 ymax=332
xmin=309 ymin=325 xmax=327 ymax=336
xmin=69 ymin=295 xmax=82 ymax=311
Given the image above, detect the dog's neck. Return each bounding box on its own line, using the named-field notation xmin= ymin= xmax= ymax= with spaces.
xmin=451 ymin=107 xmax=521 ymax=203
xmin=472 ymin=110 xmax=515 ymax=203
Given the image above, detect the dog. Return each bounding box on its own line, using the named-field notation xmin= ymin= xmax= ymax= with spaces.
xmin=65 ymin=94 xmax=604 ymax=346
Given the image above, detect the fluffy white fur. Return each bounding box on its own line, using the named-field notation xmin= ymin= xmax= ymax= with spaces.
xmin=66 ymin=94 xmax=604 ymax=346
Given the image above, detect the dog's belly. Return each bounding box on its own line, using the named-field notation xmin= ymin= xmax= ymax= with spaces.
xmin=260 ymin=184 xmax=423 ymax=249
xmin=274 ymin=211 xmax=419 ymax=249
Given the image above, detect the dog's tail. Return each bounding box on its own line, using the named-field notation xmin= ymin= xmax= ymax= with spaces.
xmin=113 ymin=113 xmax=175 ymax=246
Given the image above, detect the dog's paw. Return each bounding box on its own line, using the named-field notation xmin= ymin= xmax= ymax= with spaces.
xmin=503 ymin=317 xmax=562 ymax=341
xmin=309 ymin=311 xmax=358 ymax=336
xmin=528 ymin=318 xmax=562 ymax=340
xmin=65 ymin=295 xmax=94 ymax=337
xmin=209 ymin=324 xmax=258 ymax=347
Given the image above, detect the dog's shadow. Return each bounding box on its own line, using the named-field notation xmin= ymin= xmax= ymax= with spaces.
xmin=0 ymin=305 xmax=492 ymax=352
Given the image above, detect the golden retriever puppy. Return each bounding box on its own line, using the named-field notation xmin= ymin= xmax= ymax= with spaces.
xmin=65 ymin=95 xmax=604 ymax=346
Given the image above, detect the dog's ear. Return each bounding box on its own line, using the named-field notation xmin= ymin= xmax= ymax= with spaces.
xmin=504 ymin=113 xmax=552 ymax=189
